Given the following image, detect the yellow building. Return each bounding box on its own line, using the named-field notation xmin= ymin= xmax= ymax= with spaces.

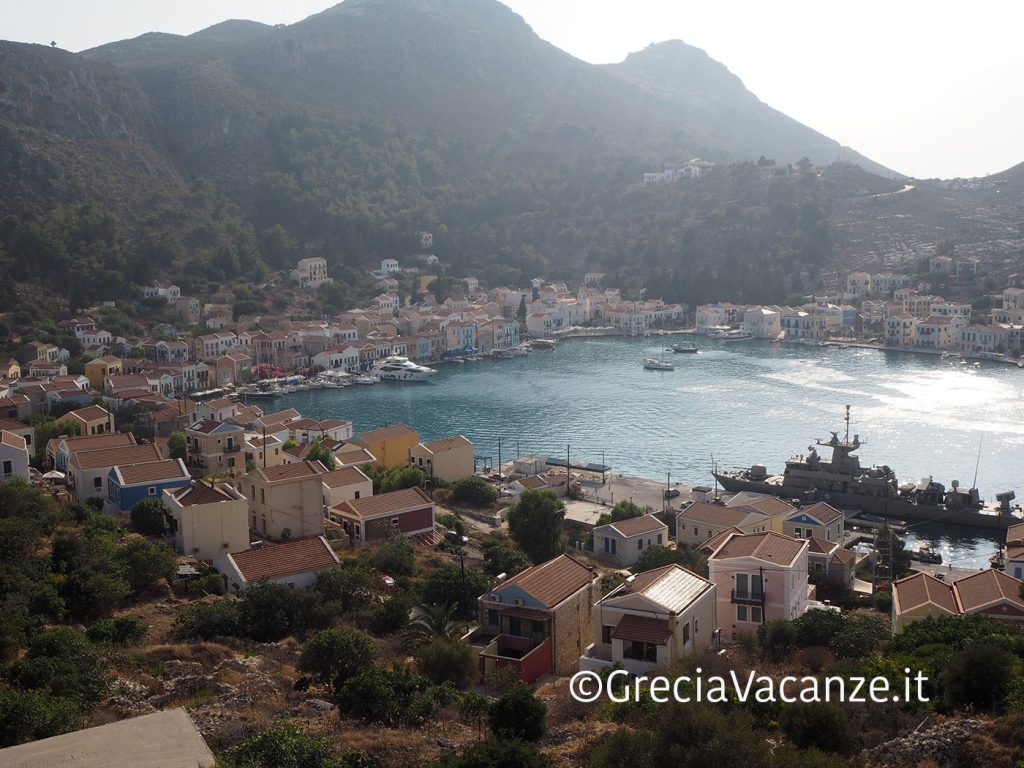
xmin=163 ymin=480 xmax=250 ymax=562
xmin=84 ymin=356 xmax=122 ymax=390
xmin=185 ymin=419 xmax=245 ymax=481
xmin=239 ymin=460 xmax=328 ymax=541
xmin=55 ymin=405 xmax=115 ymax=436
xmin=408 ymin=434 xmax=474 ymax=483
xmin=350 ymin=424 xmax=418 ymax=470
xmin=891 ymin=573 xmax=959 ymax=634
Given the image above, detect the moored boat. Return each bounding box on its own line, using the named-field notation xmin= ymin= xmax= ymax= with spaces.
xmin=643 ymin=358 xmax=675 ymax=371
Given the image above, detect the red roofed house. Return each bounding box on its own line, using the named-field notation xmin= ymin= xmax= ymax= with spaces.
xmin=164 ymin=480 xmax=250 ymax=561
xmin=239 ymin=461 xmax=329 ymax=541
xmin=332 ymin=486 xmax=435 ymax=544
xmin=55 ymin=404 xmax=115 ymax=436
xmin=890 ymin=569 xmax=1024 ymax=633
xmin=708 ymin=531 xmax=810 ymax=638
xmin=408 ymin=435 xmax=475 ymax=482
xmin=579 ymin=564 xmax=717 ymax=674
xmin=476 ymin=554 xmax=600 ymax=682
xmin=782 ymin=502 xmax=844 ymax=542
xmin=0 ymin=431 xmax=30 ymax=484
xmin=216 ymin=536 xmax=340 ymax=592
xmin=591 ymin=513 xmax=669 ymax=567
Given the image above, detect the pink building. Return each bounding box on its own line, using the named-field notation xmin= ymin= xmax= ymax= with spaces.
xmin=708 ymin=531 xmax=809 ymax=639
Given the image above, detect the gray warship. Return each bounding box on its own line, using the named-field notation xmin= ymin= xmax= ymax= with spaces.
xmin=712 ymin=406 xmax=1023 ymax=531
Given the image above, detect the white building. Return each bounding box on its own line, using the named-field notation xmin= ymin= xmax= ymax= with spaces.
xmin=0 ymin=431 xmax=30 ymax=484
xmin=291 ymin=257 xmax=331 ymax=290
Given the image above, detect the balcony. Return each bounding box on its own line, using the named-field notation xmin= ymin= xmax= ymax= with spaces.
xmin=224 ymin=444 xmax=241 ymax=453
xmin=478 ymin=634 xmax=551 ymax=684
xmin=731 ymin=589 xmax=764 ymax=606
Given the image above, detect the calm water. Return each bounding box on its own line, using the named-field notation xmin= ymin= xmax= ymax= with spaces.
xmin=269 ymin=337 xmax=1024 ymax=567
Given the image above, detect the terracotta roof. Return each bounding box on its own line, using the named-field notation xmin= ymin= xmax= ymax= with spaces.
xmin=334 ymin=446 xmax=375 ymax=465
xmin=678 ymin=501 xmax=767 ymax=528
xmin=0 ymin=418 xmax=29 ymax=432
xmin=228 ymin=536 xmax=340 ymax=582
xmin=422 ymin=435 xmax=473 ymax=454
xmin=321 ymin=466 xmax=370 ymax=489
xmin=698 ymin=527 xmax=745 ymax=554
xmin=333 ymin=486 xmax=433 ymax=519
xmin=953 ymin=570 xmax=1024 ymax=612
xmin=0 ymin=430 xmax=26 ymax=449
xmin=282 ymin=444 xmax=312 ymax=460
xmin=744 ymin=496 xmax=797 ymax=516
xmin=254 ymin=461 xmax=327 ymax=483
xmin=70 ymin=443 xmax=163 ymax=471
xmin=796 ymin=502 xmax=844 ymax=524
xmin=618 ymin=563 xmax=713 ymax=613
xmin=187 ymin=418 xmax=240 ymax=435
xmin=611 ymin=614 xmax=673 ymax=644
xmin=64 ymin=405 xmax=111 ymax=422
xmin=201 ymin=398 xmax=235 ymax=410
xmin=354 ymin=423 xmax=417 ymax=443
xmin=1008 ymin=545 xmax=1024 ymax=561
xmin=259 ymin=408 xmax=301 ymax=426
xmin=1006 ymin=523 xmax=1024 ymax=546
xmin=892 ymin=573 xmax=959 ymax=614
xmin=597 ymin=513 xmax=667 ymax=539
xmin=116 ymin=459 xmax=189 ymax=485
xmin=711 ymin=531 xmax=807 ymax=566
xmin=493 ymin=553 xmax=596 ymax=609
xmin=247 ymin=435 xmax=281 ymax=449
xmin=830 ymin=548 xmax=858 ymax=566
xmin=515 ymin=475 xmax=549 ymax=490
xmin=806 ymin=536 xmax=839 ymax=555
xmin=170 ymin=480 xmax=238 ymax=507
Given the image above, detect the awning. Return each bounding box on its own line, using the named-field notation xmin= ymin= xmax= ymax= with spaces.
xmin=611 ymin=614 xmax=672 ymax=644
xmin=499 ymin=606 xmax=550 ymax=621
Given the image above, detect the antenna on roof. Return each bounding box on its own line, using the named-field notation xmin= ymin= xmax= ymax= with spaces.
xmin=844 ymin=404 xmax=851 ymax=444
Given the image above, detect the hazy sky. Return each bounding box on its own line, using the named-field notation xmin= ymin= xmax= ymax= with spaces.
xmin=3 ymin=0 xmax=1021 ymax=179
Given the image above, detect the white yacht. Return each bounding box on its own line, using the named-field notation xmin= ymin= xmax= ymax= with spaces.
xmin=373 ymin=356 xmax=437 ymax=382
xmin=643 ymin=358 xmax=675 ymax=370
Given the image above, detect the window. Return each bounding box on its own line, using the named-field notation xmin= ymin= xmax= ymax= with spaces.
xmin=624 ymin=640 xmax=657 ymax=663
xmin=794 ymin=527 xmax=802 ymax=537
xmin=693 ymin=526 xmax=698 ymax=536
xmin=683 ymin=622 xmax=690 ymax=644
xmin=601 ymin=624 xmax=613 ymax=644
xmin=508 ymin=617 xmax=522 ymax=636
xmin=260 ymin=488 xmax=265 ymax=504
xmin=751 ymin=607 xmax=763 ymax=624
xmin=694 ymin=618 xmax=699 ymax=634
xmin=735 ymin=573 xmax=763 ymax=600
xmin=488 ymin=609 xmax=499 ymax=626
xmin=354 ymin=491 xmax=360 ymax=499
xmin=602 ymin=537 xmax=609 ymax=553
xmin=610 ymin=539 xmax=616 ymax=555
xmin=94 ymin=476 xmax=103 ymax=490
xmin=638 ymin=539 xmax=643 ymax=551
xmin=390 ymin=517 xmax=400 ymax=526
xmin=657 ymin=533 xmax=663 ymax=545
xmin=2 ymin=460 xmax=11 ymax=477
xmin=737 ymin=605 xmax=747 ymax=622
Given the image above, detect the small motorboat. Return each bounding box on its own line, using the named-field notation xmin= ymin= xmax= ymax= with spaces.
xmin=643 ymin=358 xmax=675 ymax=371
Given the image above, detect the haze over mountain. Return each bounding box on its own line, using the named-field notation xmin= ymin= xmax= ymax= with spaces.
xmin=0 ymin=0 xmax=1019 ymax=316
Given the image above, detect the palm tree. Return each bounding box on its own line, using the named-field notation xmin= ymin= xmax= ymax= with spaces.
xmin=402 ymin=601 xmax=467 ymax=651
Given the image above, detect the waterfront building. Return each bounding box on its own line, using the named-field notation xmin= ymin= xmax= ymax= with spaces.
xmin=579 ymin=564 xmax=716 ymax=674
xmin=707 ymin=531 xmax=809 ymax=638
xmin=591 ymin=513 xmax=668 ymax=567
xmin=476 ymin=553 xmax=600 ymax=682
xmin=350 ymin=424 xmax=419 ymax=470
xmin=781 ymin=502 xmax=844 ymax=541
xmin=885 ymin=313 xmax=917 ymax=346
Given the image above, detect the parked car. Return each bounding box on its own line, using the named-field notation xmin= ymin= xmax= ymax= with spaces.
xmin=664 ymin=488 xmax=681 ymax=499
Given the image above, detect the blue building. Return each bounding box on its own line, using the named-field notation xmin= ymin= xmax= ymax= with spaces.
xmin=106 ymin=459 xmax=191 ymax=513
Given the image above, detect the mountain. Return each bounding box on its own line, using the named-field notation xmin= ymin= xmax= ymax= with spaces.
xmin=604 ymin=41 xmax=890 ymax=176
xmin=11 ymin=0 xmax=1019 ymax=319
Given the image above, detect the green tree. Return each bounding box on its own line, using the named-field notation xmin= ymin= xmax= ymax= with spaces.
xmin=86 ymin=615 xmax=147 ymax=645
xmin=0 ymin=688 xmax=81 ymax=748
xmin=370 ymin=539 xmax=416 ymax=576
xmin=482 ymin=538 xmax=530 ymax=577
xmin=506 ymin=489 xmax=565 ymax=563
xmin=422 ymin=564 xmax=491 ymax=620
xmin=129 ymin=497 xmax=167 ymax=535
xmin=228 ymin=721 xmax=339 ymax=768
xmin=632 ymin=545 xmax=707 ymax=577
xmin=315 ymin=562 xmax=377 ymax=613
xmin=778 ymin=703 xmax=856 ymax=755
xmin=299 ymin=628 xmax=380 ymax=693
xmin=451 ymin=477 xmax=499 ymax=507
xmin=118 ymin=537 xmax=176 ymax=593
xmin=240 ymin=581 xmax=327 ymax=642
xmin=403 ymin=602 xmax=466 ymax=650
xmin=168 ymin=431 xmax=187 ymax=460
xmin=173 ymin=599 xmax=242 ymax=640
xmin=829 ymin=611 xmax=888 ymax=658
xmin=335 ymin=666 xmax=434 ymax=726
xmin=757 ymin=619 xmax=798 ymax=663
xmin=438 ymin=738 xmax=550 ymax=768
xmin=306 ymin=437 xmax=337 ymax=470
xmin=489 ymin=686 xmax=546 ymax=742
xmin=942 ymin=644 xmax=1015 ymax=711
xmin=379 ymin=466 xmax=427 ymax=493
xmin=7 ymin=628 xmax=106 ymax=706
xmin=30 ymin=420 xmax=81 ymax=468
xmin=416 ymin=638 xmax=477 ymax=688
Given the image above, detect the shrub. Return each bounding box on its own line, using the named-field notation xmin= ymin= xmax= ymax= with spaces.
xmin=778 ymin=702 xmax=857 ymax=754
xmin=118 ymin=537 xmax=176 ymax=593
xmin=173 ymin=599 xmax=242 ymax=640
xmin=416 ymin=639 xmax=477 ymax=688
xmin=451 ymin=477 xmax=499 ymax=507
xmin=228 ymin=721 xmax=338 ymax=768
xmin=315 ymin=563 xmax=376 ymax=613
xmin=187 ymin=573 xmax=223 ymax=597
xmin=481 ymin=538 xmax=529 ymax=577
xmin=440 ymin=738 xmax=551 ymax=768
xmin=828 ymin=612 xmax=888 ymax=658
xmin=792 ymin=607 xmax=847 ymax=648
xmin=8 ymin=628 xmax=106 ymax=706
xmin=300 ymin=628 xmax=380 ymax=693
xmin=129 ymin=498 xmax=167 ymax=535
xmin=422 ymin=564 xmax=492 ymax=620
xmin=335 ymin=666 xmax=433 ymax=726
xmin=239 ymin=581 xmax=328 ymax=642
xmin=86 ymin=615 xmax=147 ymax=645
xmin=371 ymin=539 xmax=416 ymax=576
xmin=489 ymin=686 xmax=546 ymax=742
xmin=359 ymin=594 xmax=411 ymax=636
xmin=942 ymin=643 xmax=1015 ymax=711
xmin=757 ymin=620 xmax=797 ymax=663
xmin=506 ymin=489 xmax=565 ymax=564
xmin=0 ymin=687 xmax=81 ymax=748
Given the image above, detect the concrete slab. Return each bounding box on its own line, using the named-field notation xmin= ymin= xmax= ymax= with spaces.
xmin=0 ymin=708 xmax=215 ymax=768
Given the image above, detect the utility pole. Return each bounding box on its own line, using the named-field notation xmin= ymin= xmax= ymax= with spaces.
xmin=497 ymin=437 xmax=502 ymax=480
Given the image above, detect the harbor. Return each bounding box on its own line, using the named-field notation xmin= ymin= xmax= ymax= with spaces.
xmin=270 ymin=334 xmax=1023 ymax=567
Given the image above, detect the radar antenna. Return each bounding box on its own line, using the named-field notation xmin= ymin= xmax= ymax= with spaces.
xmin=844 ymin=404 xmax=851 ymax=444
